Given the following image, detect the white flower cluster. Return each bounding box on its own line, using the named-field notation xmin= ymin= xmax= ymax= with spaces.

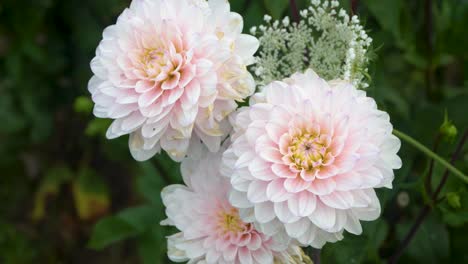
xmin=251 ymin=0 xmax=372 ymax=89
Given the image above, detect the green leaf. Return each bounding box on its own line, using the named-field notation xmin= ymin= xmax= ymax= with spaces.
xmin=88 ymin=217 xmax=139 ymax=250
xmin=263 ymin=0 xmax=288 ymax=19
xmin=88 ymin=205 xmax=156 ymax=250
xmin=137 ymin=225 xmax=167 ymax=264
xmin=136 ymin=162 xmax=166 ymax=205
xmin=396 ymin=215 xmax=449 ymax=263
xmin=73 ymin=167 xmax=110 ymax=221
xmin=362 ymin=0 xmax=401 ymax=39
xmin=85 ymin=118 xmax=112 ymax=137
xmin=322 ymin=219 xmax=389 ymax=263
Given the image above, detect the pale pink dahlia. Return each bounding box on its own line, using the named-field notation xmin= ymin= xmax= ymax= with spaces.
xmin=221 ymin=69 xmax=402 ymax=248
xmin=161 ymin=147 xmax=309 ymax=264
xmin=88 ymin=0 xmax=259 ymax=161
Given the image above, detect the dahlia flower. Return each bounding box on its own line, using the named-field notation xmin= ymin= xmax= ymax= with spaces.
xmin=88 ymin=0 xmax=259 ymax=161
xmin=221 ymin=69 xmax=401 ymax=248
xmin=161 ymin=147 xmax=310 ymax=264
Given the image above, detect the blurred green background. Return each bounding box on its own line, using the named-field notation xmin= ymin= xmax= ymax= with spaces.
xmin=0 ymin=0 xmax=467 ymax=263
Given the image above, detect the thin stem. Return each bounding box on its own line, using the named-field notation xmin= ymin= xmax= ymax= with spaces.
xmin=388 ymin=129 xmax=468 ymax=263
xmin=424 ymin=134 xmax=441 ymax=197
xmin=393 ymin=129 xmax=468 ymax=184
xmin=388 ymin=206 xmax=431 ymax=264
xmin=289 ymin=0 xmax=300 ymax=23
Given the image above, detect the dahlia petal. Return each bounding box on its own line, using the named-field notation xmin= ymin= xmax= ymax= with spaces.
xmin=309 ymin=201 xmax=336 ymax=230
xmin=206 ymin=249 xmax=221 ymax=263
xmin=235 ymin=151 xmax=256 ymax=168
xmin=254 ymin=202 xmax=275 ymax=223
xmin=259 ymin=147 xmax=283 ymax=163
xmin=344 ymin=213 xmax=363 ymax=235
xmin=287 ymin=191 xmax=316 ymax=217
xmin=223 ymin=245 xmax=238 ymax=262
xmin=308 ymin=178 xmax=336 ymax=195
xmin=252 ymin=247 xmax=273 ymax=263
xmin=238 ymin=247 xmax=253 ymax=264
xmin=135 ymin=80 xmax=155 ymax=93
xmin=196 ymin=59 xmax=214 ymax=76
xmin=320 ymin=191 xmax=355 ymax=210
xmin=285 ymin=218 xmax=310 ymax=238
xmin=138 ymin=87 xmax=163 ymax=107
xmin=271 ymin=164 xmax=297 ymax=178
xmin=248 ymin=158 xmax=276 ymax=181
xmin=121 ymin=111 xmax=146 ymax=132
xmin=265 ymin=122 xmax=287 ymax=142
xmin=284 ymin=178 xmax=311 ymax=193
xmin=234 ymin=34 xmax=259 ymax=65
xmin=266 ymin=179 xmax=292 ymax=202
xmin=247 ymin=181 xmax=269 ymax=203
xmin=229 ymin=190 xmax=252 ymax=209
xmin=274 ymin=201 xmax=300 ymax=223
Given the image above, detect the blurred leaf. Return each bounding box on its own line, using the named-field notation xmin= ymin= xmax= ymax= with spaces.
xmin=85 ymin=118 xmax=112 ymax=137
xmin=88 ymin=216 xmax=139 ymax=250
xmin=440 ymin=188 xmax=468 ymax=227
xmin=263 ymin=0 xmax=288 ymax=19
xmin=32 ymin=165 xmax=73 ymax=221
xmin=0 ymin=222 xmax=37 ymax=264
xmin=88 ymin=205 xmax=156 ymax=250
xmin=396 ymin=215 xmax=449 ymax=263
xmin=136 ymin=162 xmax=166 ymax=205
xmin=74 ymin=96 xmax=93 ymax=114
xmin=72 ymin=167 xmax=110 ymax=221
xmin=322 ymin=219 xmax=388 ymax=263
xmin=362 ymin=0 xmax=401 ymax=39
xmin=137 ymin=225 xmax=167 ymax=264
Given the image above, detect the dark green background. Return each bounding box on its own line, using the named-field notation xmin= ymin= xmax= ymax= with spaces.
xmin=0 ymin=0 xmax=467 ymax=263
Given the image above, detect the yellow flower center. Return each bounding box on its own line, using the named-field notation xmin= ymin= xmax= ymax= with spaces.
xmin=217 ymin=208 xmax=249 ymax=234
xmin=286 ymin=128 xmax=333 ymax=173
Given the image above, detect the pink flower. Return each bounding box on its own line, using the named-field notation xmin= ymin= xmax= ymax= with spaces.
xmin=221 ymin=70 xmax=402 ymax=248
xmin=161 ymin=147 xmax=307 ymax=264
xmin=88 ymin=0 xmax=259 ymax=161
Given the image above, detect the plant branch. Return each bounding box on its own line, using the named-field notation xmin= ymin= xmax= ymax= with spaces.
xmin=289 ymin=0 xmax=300 ymax=23
xmin=393 ymin=129 xmax=468 ymax=184
xmin=388 ymin=129 xmax=468 ymax=263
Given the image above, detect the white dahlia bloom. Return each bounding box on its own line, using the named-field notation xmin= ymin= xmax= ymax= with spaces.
xmin=221 ymin=69 xmax=401 ymax=248
xmin=161 ymin=147 xmax=309 ymax=264
xmin=88 ymin=0 xmax=259 ymax=161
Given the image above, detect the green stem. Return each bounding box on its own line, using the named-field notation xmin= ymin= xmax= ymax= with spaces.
xmin=393 ymin=129 xmax=468 ymax=184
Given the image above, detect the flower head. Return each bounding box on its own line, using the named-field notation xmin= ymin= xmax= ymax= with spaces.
xmin=88 ymin=0 xmax=259 ymax=161
xmin=162 ymin=146 xmax=309 ymax=263
xmin=222 ymin=70 xmax=401 ymax=248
